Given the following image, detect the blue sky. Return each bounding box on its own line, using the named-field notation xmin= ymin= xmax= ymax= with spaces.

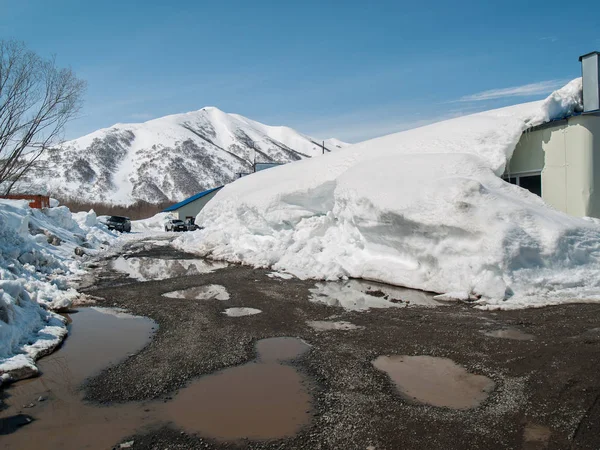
xmin=2 ymin=0 xmax=599 ymax=143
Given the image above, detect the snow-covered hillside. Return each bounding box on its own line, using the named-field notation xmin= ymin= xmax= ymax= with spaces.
xmin=175 ymin=79 xmax=600 ymax=310
xmin=25 ymin=107 xmax=348 ymax=205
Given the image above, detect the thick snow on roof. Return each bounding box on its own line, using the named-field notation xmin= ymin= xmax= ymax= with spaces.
xmin=174 ymin=79 xmax=599 ymax=309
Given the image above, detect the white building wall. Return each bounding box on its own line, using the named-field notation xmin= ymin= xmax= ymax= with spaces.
xmin=508 ymin=114 xmax=600 ymax=218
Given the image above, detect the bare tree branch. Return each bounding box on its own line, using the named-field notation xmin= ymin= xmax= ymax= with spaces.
xmin=0 ymin=40 xmax=86 ymax=195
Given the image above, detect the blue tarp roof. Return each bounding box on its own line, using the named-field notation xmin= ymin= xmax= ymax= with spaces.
xmin=162 ymin=186 xmax=224 ymax=212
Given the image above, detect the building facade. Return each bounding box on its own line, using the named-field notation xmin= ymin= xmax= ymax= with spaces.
xmin=506 ymin=113 xmax=600 ymax=217
xmin=504 ymin=51 xmax=600 ymax=218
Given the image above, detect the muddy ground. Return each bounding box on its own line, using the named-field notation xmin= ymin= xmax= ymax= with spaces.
xmin=8 ymin=236 xmax=600 ymax=449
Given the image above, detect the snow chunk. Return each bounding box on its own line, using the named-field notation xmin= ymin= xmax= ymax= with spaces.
xmin=267 ymin=271 xmax=295 ymax=280
xmin=223 ymin=307 xmax=262 ymax=317
xmin=527 ymin=78 xmax=583 ymax=126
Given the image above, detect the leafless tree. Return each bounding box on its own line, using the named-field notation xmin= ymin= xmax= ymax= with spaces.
xmin=0 ymin=40 xmax=85 ymax=195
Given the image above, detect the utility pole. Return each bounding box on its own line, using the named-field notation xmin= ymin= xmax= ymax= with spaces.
xmin=249 ymin=140 xmax=257 ymax=172
xmin=322 ymin=141 xmax=325 ymax=155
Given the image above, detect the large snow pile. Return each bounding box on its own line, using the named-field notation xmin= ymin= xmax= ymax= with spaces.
xmin=174 ymin=79 xmax=600 ymax=310
xmin=131 ymin=212 xmax=172 ymax=233
xmin=0 ymin=199 xmax=116 ymax=382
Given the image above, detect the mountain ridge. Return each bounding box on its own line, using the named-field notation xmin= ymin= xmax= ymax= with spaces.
xmin=24 ymin=107 xmax=348 ymax=206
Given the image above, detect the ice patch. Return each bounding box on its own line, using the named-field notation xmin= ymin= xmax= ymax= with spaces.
xmin=163 ymin=284 xmax=230 ymax=301
xmin=223 ymin=307 xmax=262 ymax=317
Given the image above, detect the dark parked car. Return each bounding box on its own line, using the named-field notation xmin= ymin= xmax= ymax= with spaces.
xmin=184 ymin=217 xmax=201 ymax=231
xmin=105 ymin=215 xmax=131 ymax=232
xmin=165 ymin=218 xmax=187 ymax=232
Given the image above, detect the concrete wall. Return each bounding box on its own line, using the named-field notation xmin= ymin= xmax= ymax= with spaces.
xmin=171 ymin=189 xmax=221 ymax=220
xmin=508 ymin=114 xmax=600 ymax=217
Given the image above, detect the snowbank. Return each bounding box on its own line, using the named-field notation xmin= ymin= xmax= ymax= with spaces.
xmin=174 ymin=79 xmax=600 ymax=309
xmin=131 ymin=212 xmax=172 ymax=233
xmin=0 ymin=200 xmax=116 ymax=382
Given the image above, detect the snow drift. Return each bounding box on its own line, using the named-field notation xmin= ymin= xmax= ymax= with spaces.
xmin=175 ymin=79 xmax=600 ymax=309
xmin=0 ymin=200 xmax=116 ymax=382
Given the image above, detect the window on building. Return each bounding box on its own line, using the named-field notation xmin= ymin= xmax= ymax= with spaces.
xmin=518 ymin=175 xmax=542 ymax=196
xmin=502 ymin=173 xmax=542 ymax=197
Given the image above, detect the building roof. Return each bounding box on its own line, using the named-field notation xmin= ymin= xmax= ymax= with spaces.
xmin=162 ymin=186 xmax=224 ymax=212
xmin=579 ymin=51 xmax=600 ymax=61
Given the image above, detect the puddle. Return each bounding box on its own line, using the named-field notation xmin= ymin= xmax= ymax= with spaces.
xmin=163 ymin=284 xmax=230 ymax=300
xmin=165 ymin=337 xmax=312 ymax=440
xmin=112 ymin=256 xmax=227 ymax=281
xmin=483 ymin=328 xmax=535 ymax=341
xmin=307 ymin=320 xmax=363 ymax=331
xmin=523 ymin=423 xmax=551 ymax=449
xmin=256 ymin=337 xmax=310 ymax=362
xmin=223 ymin=307 xmax=262 ymax=317
xmin=372 ymin=355 xmax=495 ymax=409
xmin=310 ymin=279 xmax=444 ymax=311
xmin=1 ymin=311 xmax=313 ymax=447
xmin=0 ymin=307 xmax=157 ymax=449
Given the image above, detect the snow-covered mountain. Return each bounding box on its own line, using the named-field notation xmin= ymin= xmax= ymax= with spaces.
xmin=27 ymin=107 xmax=348 ymax=205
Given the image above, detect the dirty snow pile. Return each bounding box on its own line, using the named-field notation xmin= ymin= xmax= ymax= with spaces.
xmin=175 ymin=78 xmax=600 ymax=309
xmin=0 ymin=199 xmax=116 ymax=382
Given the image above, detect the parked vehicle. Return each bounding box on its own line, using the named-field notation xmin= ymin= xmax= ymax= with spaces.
xmin=184 ymin=217 xmax=201 ymax=231
xmin=105 ymin=215 xmax=131 ymax=232
xmin=165 ymin=218 xmax=187 ymax=232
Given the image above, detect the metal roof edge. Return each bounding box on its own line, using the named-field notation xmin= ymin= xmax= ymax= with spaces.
xmin=579 ymin=51 xmax=600 ymax=61
xmin=162 ymin=185 xmax=224 ymax=212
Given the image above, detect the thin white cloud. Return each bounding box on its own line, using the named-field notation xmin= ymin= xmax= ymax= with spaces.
xmin=459 ymin=79 xmax=567 ymax=102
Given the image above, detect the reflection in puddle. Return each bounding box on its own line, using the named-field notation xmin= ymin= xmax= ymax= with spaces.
xmin=0 ymin=308 xmax=157 ymax=450
xmin=307 ymin=320 xmax=363 ymax=331
xmin=223 ymin=307 xmax=262 ymax=317
xmin=165 ymin=337 xmax=312 ymax=440
xmin=483 ymin=328 xmax=535 ymax=341
xmin=372 ymin=355 xmax=495 ymax=410
xmin=310 ymin=279 xmax=444 ymax=311
xmin=112 ymin=256 xmax=227 ymax=281
xmin=163 ymin=284 xmax=230 ymax=300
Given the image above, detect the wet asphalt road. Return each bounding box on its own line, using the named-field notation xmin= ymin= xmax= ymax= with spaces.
xmin=74 ymin=236 xmax=600 ymax=449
